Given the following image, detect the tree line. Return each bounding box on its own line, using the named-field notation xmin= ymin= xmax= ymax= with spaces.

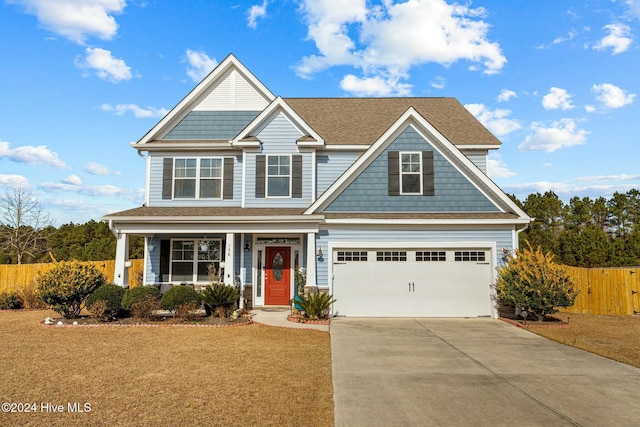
xmin=0 ymin=187 xmax=639 ymax=267
xmin=512 ymin=189 xmax=640 ymax=267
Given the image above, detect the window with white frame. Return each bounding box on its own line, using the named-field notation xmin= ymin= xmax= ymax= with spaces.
xmin=400 ymin=152 xmax=422 ymax=194
xmin=174 ymin=158 xmax=223 ymax=199
xmin=171 ymin=239 xmax=222 ymax=282
xmin=267 ymin=155 xmax=291 ymax=197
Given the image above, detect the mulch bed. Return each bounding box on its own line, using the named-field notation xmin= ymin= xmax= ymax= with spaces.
xmin=287 ymin=314 xmax=331 ymax=325
xmin=500 ymin=316 xmax=570 ymax=329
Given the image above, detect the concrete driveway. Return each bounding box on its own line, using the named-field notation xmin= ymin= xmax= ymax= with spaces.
xmin=331 ymin=318 xmax=640 ymax=427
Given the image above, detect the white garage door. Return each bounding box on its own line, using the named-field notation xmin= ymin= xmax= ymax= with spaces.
xmin=332 ymin=248 xmax=492 ymax=317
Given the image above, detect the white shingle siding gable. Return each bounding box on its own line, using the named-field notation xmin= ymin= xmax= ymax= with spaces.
xmin=462 ymin=150 xmax=488 ymax=174
xmin=193 ymin=69 xmax=270 ymax=111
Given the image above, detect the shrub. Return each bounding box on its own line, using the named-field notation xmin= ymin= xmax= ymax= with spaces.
xmin=131 ymin=294 xmax=161 ymax=320
xmin=87 ymin=284 xmax=125 ymax=319
xmin=122 ymin=286 xmax=161 ymax=312
xmin=175 ymin=302 xmax=201 ymax=321
xmin=497 ymin=243 xmax=578 ymax=322
xmin=17 ymin=281 xmax=48 ymax=309
xmin=160 ymin=286 xmax=200 ymax=311
xmin=295 ymin=291 xmax=336 ymax=320
xmin=0 ymin=290 xmax=23 ymax=310
xmin=37 ymin=261 xmax=107 ymax=319
xmin=88 ymin=299 xmax=110 ymax=321
xmin=200 ymin=283 xmax=239 ymax=318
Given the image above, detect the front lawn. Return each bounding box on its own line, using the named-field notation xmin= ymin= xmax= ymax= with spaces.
xmin=531 ymin=312 xmax=640 ymax=368
xmin=0 ymin=310 xmax=333 ymax=426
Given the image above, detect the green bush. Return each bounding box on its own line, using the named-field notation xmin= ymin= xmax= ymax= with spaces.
xmin=86 ymin=284 xmax=125 ymax=320
xmin=0 ymin=290 xmax=23 ymax=310
xmin=37 ymin=261 xmax=107 ymax=319
xmin=200 ymin=283 xmax=240 ymax=317
xmin=497 ymin=243 xmax=578 ymax=321
xmin=160 ymin=286 xmax=200 ymax=311
xmin=122 ymin=286 xmax=161 ymax=311
xmin=295 ymin=291 xmax=336 ymax=320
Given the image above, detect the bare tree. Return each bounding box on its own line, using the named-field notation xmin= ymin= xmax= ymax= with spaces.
xmin=0 ymin=187 xmax=52 ymax=264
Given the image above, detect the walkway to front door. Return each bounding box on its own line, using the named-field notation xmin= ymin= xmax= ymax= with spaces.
xmin=265 ymin=246 xmax=290 ymax=305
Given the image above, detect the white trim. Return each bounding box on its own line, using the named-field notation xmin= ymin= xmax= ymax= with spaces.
xmin=327 ymin=240 xmax=498 ymax=318
xmin=304 ymin=107 xmax=530 ymax=222
xmin=265 ymin=154 xmax=292 ymax=198
xmin=172 ymin=157 xmax=225 ymax=200
xmin=232 ymin=97 xmax=325 ymax=146
xmin=137 ymin=54 xmax=275 ymax=145
xmin=144 ymin=155 xmax=150 ymax=206
xmin=399 ymin=151 xmax=423 ymax=195
xmin=169 ymin=238 xmax=223 ymax=283
xmin=241 ymin=151 xmax=247 ymax=208
xmin=132 ymin=141 xmax=234 ymax=151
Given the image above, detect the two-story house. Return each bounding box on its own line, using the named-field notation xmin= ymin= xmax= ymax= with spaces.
xmin=104 ymin=54 xmax=530 ymax=318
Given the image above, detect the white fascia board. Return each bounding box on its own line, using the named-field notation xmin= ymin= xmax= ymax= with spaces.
xmin=323 ymin=217 xmax=531 ymax=226
xmin=328 ymin=241 xmax=496 ymax=250
xmin=132 ymin=141 xmax=234 ymax=152
xmin=232 ymin=97 xmax=325 ymax=146
xmin=456 ymin=145 xmax=500 ymax=150
xmin=137 ymin=54 xmax=275 ymax=145
xmin=106 ymin=214 xmax=324 ymax=224
xmin=110 ymin=223 xmax=321 ymax=235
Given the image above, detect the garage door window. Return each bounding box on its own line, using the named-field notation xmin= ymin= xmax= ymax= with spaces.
xmin=455 ymin=251 xmax=486 ymax=262
xmin=337 ymin=251 xmax=368 ymax=261
xmin=376 ymin=251 xmax=407 ymax=261
xmin=416 ymin=251 xmax=446 ymax=261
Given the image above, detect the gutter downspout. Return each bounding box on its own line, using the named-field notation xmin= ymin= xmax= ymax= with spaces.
xmin=515 ymin=219 xmax=532 ymax=251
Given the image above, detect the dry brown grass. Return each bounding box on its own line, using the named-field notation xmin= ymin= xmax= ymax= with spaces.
xmin=0 ymin=310 xmax=333 ymax=427
xmin=532 ymin=313 xmax=640 ymax=368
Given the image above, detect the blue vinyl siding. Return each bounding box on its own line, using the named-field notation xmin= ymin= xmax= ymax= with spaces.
xmin=316 ymin=151 xmax=362 ymax=197
xmin=324 ymin=126 xmax=499 ymax=212
xmin=314 ymin=227 xmax=514 ymax=288
xmin=148 ymin=153 xmax=242 ymax=207
xmin=244 ymin=113 xmax=312 ymax=208
xmin=162 ymin=111 xmax=261 ymax=140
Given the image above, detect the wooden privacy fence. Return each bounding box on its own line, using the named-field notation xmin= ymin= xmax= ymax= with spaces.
xmin=0 ymin=260 xmax=144 ymax=293
xmin=561 ymin=266 xmax=640 ymax=316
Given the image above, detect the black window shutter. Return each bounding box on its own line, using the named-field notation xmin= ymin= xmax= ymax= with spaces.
xmin=162 ymin=158 xmax=173 ymax=199
xmin=388 ymin=151 xmax=400 ymax=196
xmin=255 ymin=155 xmax=265 ymax=198
xmin=159 ymin=240 xmax=170 ymax=282
xmin=292 ymin=155 xmax=303 ymax=198
xmin=223 ymin=157 xmax=234 ymax=199
xmin=422 ymin=151 xmax=434 ymax=196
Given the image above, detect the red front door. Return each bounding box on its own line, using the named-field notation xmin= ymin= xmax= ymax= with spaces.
xmin=265 ymin=247 xmax=291 ymax=305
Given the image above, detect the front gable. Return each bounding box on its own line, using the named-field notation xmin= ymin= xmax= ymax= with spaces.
xmin=307 ymin=108 xmax=528 ymax=219
xmin=324 ymin=126 xmax=499 ymax=212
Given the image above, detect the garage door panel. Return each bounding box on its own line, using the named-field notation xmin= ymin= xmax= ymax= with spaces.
xmin=332 ymin=249 xmax=492 ymax=317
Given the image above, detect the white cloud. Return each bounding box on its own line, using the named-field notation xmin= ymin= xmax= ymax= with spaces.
xmin=519 ymin=118 xmax=589 ymax=153
xmin=625 ymin=0 xmax=640 ymax=19
xmin=593 ymin=23 xmax=633 ymax=55
xmin=296 ymin=0 xmax=505 ymax=95
xmin=0 ymin=140 xmax=67 ymax=168
xmin=464 ymin=103 xmax=521 ymax=137
xmin=61 ymin=174 xmax=82 ymax=185
xmin=497 ymin=89 xmax=516 ymax=103
xmin=503 ymin=181 xmax=640 ymax=199
xmin=76 ymin=47 xmax=133 ymax=82
xmin=340 ymin=72 xmax=412 ymax=96
xmin=591 ymin=83 xmax=636 ymax=109
xmin=101 ymin=103 xmax=168 ymax=118
xmin=0 ymin=174 xmax=30 ymax=189
xmin=430 ymin=76 xmax=446 ymax=90
xmin=487 ymin=154 xmax=516 ymax=179
xmin=575 ymin=173 xmax=640 ymax=182
xmin=247 ymin=0 xmax=268 ymax=29
xmin=542 ymin=87 xmax=575 ymax=110
xmin=40 ymin=182 xmax=144 ymax=202
xmin=6 ymin=0 xmax=126 ymax=44
xmin=84 ymin=162 xmax=122 ymax=175
xmin=185 ymin=49 xmax=217 ymax=82
xmin=553 ymin=29 xmax=578 ymax=45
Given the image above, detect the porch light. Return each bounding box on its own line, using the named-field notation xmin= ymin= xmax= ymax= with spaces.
xmin=200 ymin=240 xmax=209 ymax=252
xmin=124 ymin=261 xmax=132 ymax=268
xmin=316 ymin=248 xmax=323 ymax=259
xmin=244 ymin=241 xmax=251 ymax=252
xmin=148 ymin=243 xmax=155 ymax=252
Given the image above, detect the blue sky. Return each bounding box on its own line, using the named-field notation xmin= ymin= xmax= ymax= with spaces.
xmin=1 ymin=0 xmax=639 ymax=225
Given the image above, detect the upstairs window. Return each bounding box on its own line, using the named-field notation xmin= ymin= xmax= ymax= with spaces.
xmin=400 ymin=152 xmax=422 ymax=194
xmin=174 ymin=158 xmax=223 ymax=199
xmin=267 ymin=155 xmax=291 ymax=197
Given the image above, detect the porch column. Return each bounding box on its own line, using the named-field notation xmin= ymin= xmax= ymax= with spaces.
xmin=224 ymin=233 xmax=235 ymax=286
xmin=306 ymin=232 xmax=317 ymax=288
xmin=114 ymin=232 xmax=130 ymax=286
